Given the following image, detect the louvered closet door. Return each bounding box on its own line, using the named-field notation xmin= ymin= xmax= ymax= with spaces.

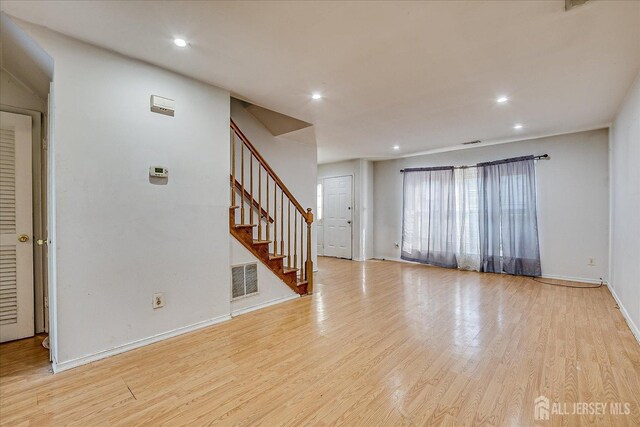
xmin=0 ymin=112 xmax=33 ymax=343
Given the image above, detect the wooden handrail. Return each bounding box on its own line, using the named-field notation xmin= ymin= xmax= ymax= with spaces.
xmin=230 ymin=175 xmax=274 ymax=223
xmin=231 ymin=118 xmax=310 ymax=222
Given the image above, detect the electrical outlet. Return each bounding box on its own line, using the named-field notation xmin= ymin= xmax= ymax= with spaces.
xmin=153 ymin=293 xmax=165 ymax=309
xmin=588 ymin=258 xmax=596 ymax=266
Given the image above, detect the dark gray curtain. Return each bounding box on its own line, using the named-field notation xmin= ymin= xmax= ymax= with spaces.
xmin=401 ymin=167 xmax=457 ymax=268
xmin=478 ymin=156 xmax=542 ymax=276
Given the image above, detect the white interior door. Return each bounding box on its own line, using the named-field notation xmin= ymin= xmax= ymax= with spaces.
xmin=0 ymin=111 xmax=34 ymax=343
xmin=323 ymin=175 xmax=352 ymax=259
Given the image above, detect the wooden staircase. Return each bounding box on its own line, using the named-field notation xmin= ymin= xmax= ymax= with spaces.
xmin=229 ymin=119 xmax=313 ymax=295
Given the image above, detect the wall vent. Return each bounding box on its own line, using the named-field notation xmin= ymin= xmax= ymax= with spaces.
xmin=231 ymin=263 xmax=258 ymax=299
xmin=462 ymin=140 xmax=482 ymax=145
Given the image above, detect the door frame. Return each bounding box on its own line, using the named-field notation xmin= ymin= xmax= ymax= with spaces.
xmin=318 ymin=174 xmax=354 ymax=260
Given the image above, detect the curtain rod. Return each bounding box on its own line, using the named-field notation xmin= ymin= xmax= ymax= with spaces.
xmin=400 ymin=154 xmax=550 ymax=173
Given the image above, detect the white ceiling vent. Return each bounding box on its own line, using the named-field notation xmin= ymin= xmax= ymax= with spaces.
xmin=231 ymin=263 xmax=258 ymax=299
xmin=565 ymin=0 xmax=589 ymax=11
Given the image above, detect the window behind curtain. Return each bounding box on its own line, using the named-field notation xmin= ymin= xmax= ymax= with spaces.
xmin=454 ymin=168 xmax=480 ymax=270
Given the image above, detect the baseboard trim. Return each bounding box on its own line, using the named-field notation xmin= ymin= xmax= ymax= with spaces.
xmin=52 ymin=314 xmax=231 ymax=373
xmin=231 ymin=294 xmax=300 ymax=317
xmin=538 ymin=274 xmax=605 ymax=285
xmin=373 ymin=257 xmax=605 ymax=284
xmin=373 ymin=256 xmax=436 ymax=266
xmin=606 ymin=284 xmax=640 ymax=345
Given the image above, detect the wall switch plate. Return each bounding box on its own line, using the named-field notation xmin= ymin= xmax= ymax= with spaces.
xmin=153 ymin=293 xmax=165 ymax=309
xmin=588 ymin=258 xmax=596 ymax=266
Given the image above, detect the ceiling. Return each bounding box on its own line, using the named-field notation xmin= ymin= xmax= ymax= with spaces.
xmin=2 ymin=1 xmax=639 ymax=163
xmin=0 ymin=13 xmax=53 ymax=100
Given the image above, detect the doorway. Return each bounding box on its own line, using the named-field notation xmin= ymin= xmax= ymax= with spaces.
xmin=0 ymin=12 xmax=53 ymax=367
xmin=321 ymin=175 xmax=353 ymax=259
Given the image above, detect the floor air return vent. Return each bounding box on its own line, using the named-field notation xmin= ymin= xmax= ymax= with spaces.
xmin=231 ymin=263 xmax=258 ymax=299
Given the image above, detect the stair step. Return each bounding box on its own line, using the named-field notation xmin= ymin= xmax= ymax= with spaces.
xmin=297 ymin=280 xmax=308 ymax=286
xmin=283 ymin=267 xmax=299 ymax=275
xmin=235 ymin=224 xmax=257 ymax=229
xmin=252 ymin=240 xmax=272 ymax=246
xmin=269 ymin=255 xmax=286 ymax=261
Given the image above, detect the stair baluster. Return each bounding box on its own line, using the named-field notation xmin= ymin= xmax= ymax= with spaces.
xmin=266 ymin=174 xmax=270 ymax=243
xmin=287 ymin=201 xmax=291 ymax=268
xmin=231 ymin=131 xmax=236 ymax=208
xmin=258 ymin=166 xmax=262 ymax=240
xmin=294 ymin=210 xmax=297 ymax=270
xmin=300 ymin=214 xmax=304 ymax=281
xmin=273 ymin=184 xmax=277 ymax=255
xmin=250 ymin=154 xmax=254 ymax=227
xmin=280 ymin=190 xmax=284 ymax=256
xmin=240 ymin=143 xmax=245 ymax=224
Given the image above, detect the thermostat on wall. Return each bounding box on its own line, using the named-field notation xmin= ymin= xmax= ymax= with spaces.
xmin=149 ymin=166 xmax=168 ymax=178
xmin=150 ymin=95 xmax=175 ymax=116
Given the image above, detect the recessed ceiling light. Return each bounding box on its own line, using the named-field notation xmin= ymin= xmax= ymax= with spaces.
xmin=312 ymin=93 xmax=322 ymax=100
xmin=173 ymin=38 xmax=187 ymax=48
xmin=513 ymin=123 xmax=523 ymax=130
xmin=496 ymin=96 xmax=509 ymax=103
xmin=392 ymin=145 xmax=400 ymax=150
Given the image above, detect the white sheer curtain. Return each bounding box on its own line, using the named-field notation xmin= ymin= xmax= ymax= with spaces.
xmin=454 ymin=168 xmax=481 ymax=271
xmin=478 ymin=156 xmax=541 ymax=276
xmin=401 ymin=167 xmax=458 ymax=268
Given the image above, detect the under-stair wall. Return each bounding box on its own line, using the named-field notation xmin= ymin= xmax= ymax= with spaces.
xmin=229 ymin=238 xmax=298 ymax=315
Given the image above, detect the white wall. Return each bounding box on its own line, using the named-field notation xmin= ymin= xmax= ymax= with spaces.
xmin=230 ymin=99 xmax=318 ymax=268
xmin=318 ymin=159 xmax=374 ymax=261
xmin=609 ymin=72 xmax=640 ymax=340
xmin=374 ymin=129 xmax=610 ymax=283
xmin=362 ymin=160 xmax=374 ymax=260
xmin=230 ymin=239 xmax=297 ymax=315
xmin=19 ymin=23 xmax=232 ymax=368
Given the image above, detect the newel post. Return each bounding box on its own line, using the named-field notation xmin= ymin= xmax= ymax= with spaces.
xmin=305 ymin=208 xmax=313 ymax=294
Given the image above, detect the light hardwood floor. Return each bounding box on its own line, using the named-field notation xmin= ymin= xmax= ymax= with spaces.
xmin=1 ymin=257 xmax=640 ymax=426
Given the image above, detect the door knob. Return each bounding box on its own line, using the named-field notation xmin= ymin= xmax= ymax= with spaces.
xmin=347 ymin=221 xmax=351 ymax=225
xmin=18 ymin=234 xmax=30 ymax=243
